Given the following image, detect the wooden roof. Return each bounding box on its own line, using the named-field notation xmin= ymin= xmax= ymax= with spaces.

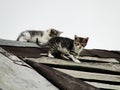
xmin=0 ymin=39 xmax=120 ymax=90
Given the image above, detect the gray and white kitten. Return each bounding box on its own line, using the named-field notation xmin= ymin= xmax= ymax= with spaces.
xmin=37 ymin=35 xmax=89 ymax=63
xmin=17 ymin=28 xmax=63 ymax=44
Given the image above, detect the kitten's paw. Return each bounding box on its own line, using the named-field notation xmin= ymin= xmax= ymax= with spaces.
xmin=61 ymin=54 xmax=69 ymax=60
xmin=75 ymin=56 xmax=79 ymax=59
xmin=74 ymin=59 xmax=81 ymax=63
xmin=69 ymin=55 xmax=81 ymax=63
xmin=48 ymin=53 xmax=54 ymax=58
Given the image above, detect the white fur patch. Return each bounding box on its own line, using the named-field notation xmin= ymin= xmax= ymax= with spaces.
xmin=30 ymin=30 xmax=51 ymax=43
xmin=23 ymin=31 xmax=31 ymax=40
xmin=18 ymin=30 xmax=52 ymax=43
xmin=18 ymin=31 xmax=31 ymax=41
xmin=48 ymin=53 xmax=54 ymax=58
xmin=18 ymin=36 xmax=28 ymax=41
xmin=78 ymin=47 xmax=84 ymax=54
xmin=39 ymin=30 xmax=51 ymax=43
xmin=57 ymin=43 xmax=69 ymax=54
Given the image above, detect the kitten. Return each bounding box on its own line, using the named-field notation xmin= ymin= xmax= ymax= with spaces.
xmin=37 ymin=35 xmax=89 ymax=63
xmin=17 ymin=28 xmax=63 ymax=44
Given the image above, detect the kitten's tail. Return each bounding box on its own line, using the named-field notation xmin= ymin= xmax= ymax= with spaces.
xmin=36 ymin=38 xmax=49 ymax=57
xmin=16 ymin=34 xmax=22 ymax=41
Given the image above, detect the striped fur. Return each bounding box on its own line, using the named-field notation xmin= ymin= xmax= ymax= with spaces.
xmin=37 ymin=35 xmax=89 ymax=63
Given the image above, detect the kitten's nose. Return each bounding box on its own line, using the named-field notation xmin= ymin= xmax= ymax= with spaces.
xmin=79 ymin=46 xmax=83 ymax=49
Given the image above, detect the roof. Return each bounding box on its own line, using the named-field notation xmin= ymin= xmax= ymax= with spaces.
xmin=0 ymin=38 xmax=120 ymax=90
xmin=0 ymin=47 xmax=58 ymax=90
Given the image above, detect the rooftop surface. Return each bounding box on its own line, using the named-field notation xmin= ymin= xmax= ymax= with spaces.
xmin=0 ymin=39 xmax=120 ymax=90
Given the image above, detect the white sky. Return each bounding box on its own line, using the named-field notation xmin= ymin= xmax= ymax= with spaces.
xmin=0 ymin=0 xmax=120 ymax=50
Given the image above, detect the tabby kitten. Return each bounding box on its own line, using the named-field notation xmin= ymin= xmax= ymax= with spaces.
xmin=37 ymin=35 xmax=88 ymax=63
xmin=17 ymin=28 xmax=63 ymax=44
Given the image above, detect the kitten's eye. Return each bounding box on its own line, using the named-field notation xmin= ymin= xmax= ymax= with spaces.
xmin=82 ymin=43 xmax=86 ymax=47
xmin=75 ymin=43 xmax=80 ymax=46
xmin=77 ymin=43 xmax=80 ymax=46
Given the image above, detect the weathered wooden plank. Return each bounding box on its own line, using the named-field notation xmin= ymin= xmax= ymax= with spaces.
xmin=79 ymin=56 xmax=119 ymax=63
xmin=0 ymin=39 xmax=38 ymax=47
xmin=81 ymin=49 xmax=120 ymax=61
xmin=1 ymin=46 xmax=48 ymax=58
xmin=54 ymin=68 xmax=120 ymax=84
xmin=0 ymin=48 xmax=58 ymax=90
xmin=25 ymin=60 xmax=100 ymax=90
xmin=54 ymin=68 xmax=120 ymax=90
xmin=25 ymin=59 xmax=120 ymax=90
xmin=86 ymin=82 xmax=120 ymax=90
xmin=24 ymin=57 xmax=120 ymax=75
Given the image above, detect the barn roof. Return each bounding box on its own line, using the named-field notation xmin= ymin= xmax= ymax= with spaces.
xmin=0 ymin=38 xmax=120 ymax=90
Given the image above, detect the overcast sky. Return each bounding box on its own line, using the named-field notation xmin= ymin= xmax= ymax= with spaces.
xmin=0 ymin=0 xmax=120 ymax=50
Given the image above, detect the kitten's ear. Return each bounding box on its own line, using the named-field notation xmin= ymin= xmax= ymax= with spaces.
xmin=58 ymin=31 xmax=63 ymax=35
xmin=74 ymin=35 xmax=78 ymax=40
xmin=87 ymin=37 xmax=89 ymax=40
xmin=59 ymin=31 xmax=63 ymax=34
xmin=50 ymin=28 xmax=63 ymax=35
xmin=46 ymin=28 xmax=51 ymax=33
xmin=49 ymin=28 xmax=56 ymax=33
xmin=84 ymin=37 xmax=89 ymax=43
xmin=82 ymin=37 xmax=89 ymax=47
xmin=47 ymin=28 xmax=55 ymax=34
